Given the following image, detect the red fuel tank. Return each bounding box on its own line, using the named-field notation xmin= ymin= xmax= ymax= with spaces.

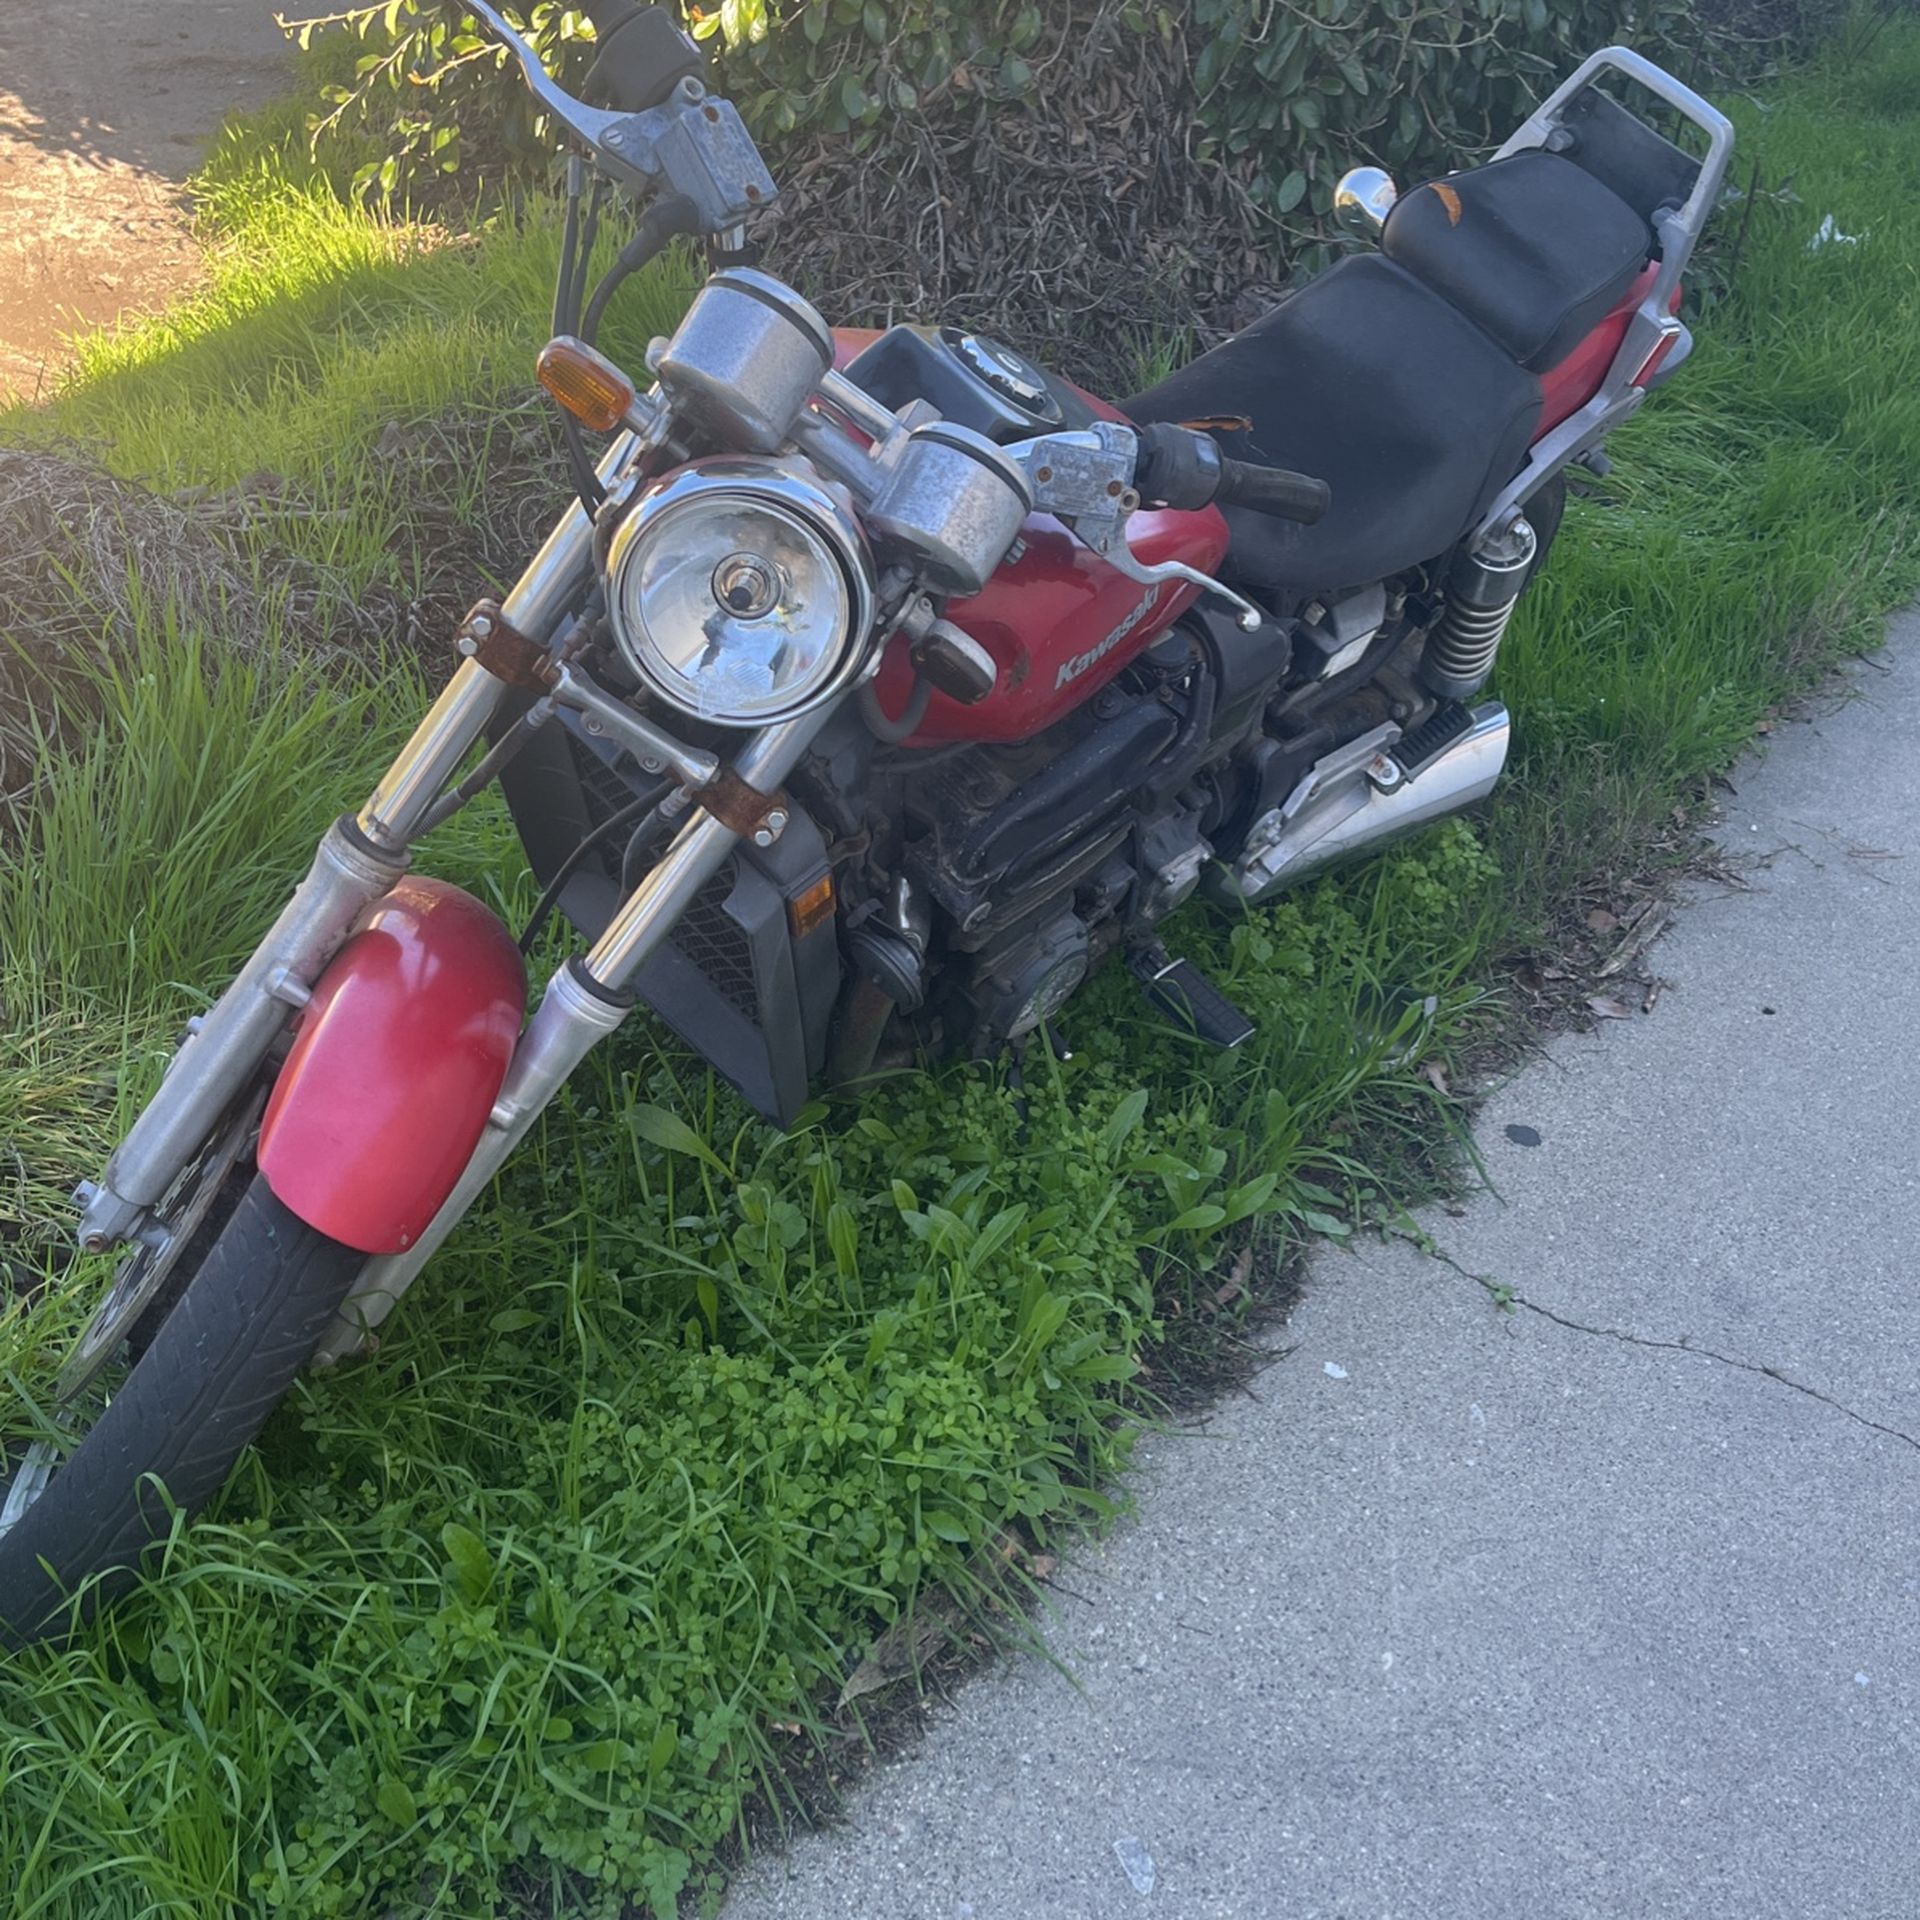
xmin=831 ymin=330 xmax=1231 ymax=748
xmin=870 ymin=505 xmax=1229 ymax=745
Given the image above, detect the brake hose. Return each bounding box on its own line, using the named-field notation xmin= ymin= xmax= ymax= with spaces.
xmin=554 ymin=163 xmax=605 ymax=514
xmin=553 ymin=188 xmax=697 ymax=515
xmin=517 ymin=792 xmax=659 ymax=956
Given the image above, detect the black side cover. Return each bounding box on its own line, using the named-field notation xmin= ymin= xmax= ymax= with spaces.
xmin=1383 ymin=151 xmax=1651 ymax=371
xmin=1124 ymin=256 xmax=1542 ymax=594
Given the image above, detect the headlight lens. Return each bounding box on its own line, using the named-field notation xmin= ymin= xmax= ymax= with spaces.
xmin=605 ymin=457 xmax=875 ymax=726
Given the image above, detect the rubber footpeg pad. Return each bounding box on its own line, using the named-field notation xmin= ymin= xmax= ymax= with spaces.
xmin=1137 ymin=956 xmax=1257 ymax=1050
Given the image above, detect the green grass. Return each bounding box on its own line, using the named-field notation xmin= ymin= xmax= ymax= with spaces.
xmin=4 ymin=21 xmax=1920 ymax=1916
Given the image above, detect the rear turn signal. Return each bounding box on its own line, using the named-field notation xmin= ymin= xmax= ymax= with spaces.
xmin=787 ymin=873 xmax=836 ymax=940
xmin=537 ymin=335 xmax=636 ymax=432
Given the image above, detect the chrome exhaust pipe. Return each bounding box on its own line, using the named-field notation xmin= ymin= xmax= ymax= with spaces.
xmin=1210 ymin=701 xmax=1510 ymax=907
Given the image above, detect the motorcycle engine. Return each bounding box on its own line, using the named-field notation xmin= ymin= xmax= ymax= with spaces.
xmin=968 ymin=911 xmax=1092 ymax=1044
xmin=805 ymin=618 xmax=1266 ymax=1055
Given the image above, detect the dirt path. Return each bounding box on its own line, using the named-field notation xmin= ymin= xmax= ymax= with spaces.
xmin=0 ymin=0 xmax=291 ymax=403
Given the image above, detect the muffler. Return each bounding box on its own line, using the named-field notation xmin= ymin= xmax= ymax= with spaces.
xmin=1209 ymin=701 xmax=1510 ymax=907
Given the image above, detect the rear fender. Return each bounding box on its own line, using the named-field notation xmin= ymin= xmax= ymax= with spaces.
xmin=257 ymin=878 xmax=526 ymax=1255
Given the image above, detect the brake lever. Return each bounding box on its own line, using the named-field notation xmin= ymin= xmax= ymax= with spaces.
xmin=1005 ymin=425 xmax=1266 ymax=632
xmin=1103 ymin=543 xmax=1266 ymax=633
xmin=464 ymin=0 xmax=774 ymax=231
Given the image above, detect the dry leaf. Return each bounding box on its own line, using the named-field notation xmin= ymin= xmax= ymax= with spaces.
xmin=1587 ymin=995 xmax=1634 ymax=1020
xmin=1210 ymin=1244 xmax=1254 ymax=1312
xmin=1421 ymin=1060 xmax=1452 ymax=1097
xmin=1585 ymin=907 xmax=1620 ymax=933
xmin=1597 ymin=903 xmax=1671 ymax=978
xmin=837 ymin=1602 xmax=956 ymax=1709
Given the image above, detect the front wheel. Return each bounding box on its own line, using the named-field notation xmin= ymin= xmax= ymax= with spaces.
xmin=0 ymin=1177 xmax=364 ymax=1652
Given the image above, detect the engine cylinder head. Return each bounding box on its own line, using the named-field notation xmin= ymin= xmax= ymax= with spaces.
xmin=1422 ymin=515 xmax=1537 ymax=700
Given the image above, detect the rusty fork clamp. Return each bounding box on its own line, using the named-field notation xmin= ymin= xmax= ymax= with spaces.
xmin=691 ymin=767 xmax=791 ymax=846
xmin=454 ymin=599 xmax=558 ymax=692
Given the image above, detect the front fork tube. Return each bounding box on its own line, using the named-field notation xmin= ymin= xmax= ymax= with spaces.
xmin=316 ymin=712 xmax=827 ymax=1359
xmin=74 ymin=820 xmax=408 ymax=1249
xmin=357 ymin=427 xmax=636 ymax=851
xmin=75 ymin=436 xmax=636 ymax=1254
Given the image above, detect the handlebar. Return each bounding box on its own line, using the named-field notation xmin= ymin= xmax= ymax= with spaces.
xmin=462 ymin=0 xmax=773 ymax=230
xmin=1214 ymin=456 xmax=1331 ymax=526
xmin=1133 ymin=421 xmax=1331 ymax=526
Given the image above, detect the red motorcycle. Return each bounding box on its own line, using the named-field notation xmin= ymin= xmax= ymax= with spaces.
xmin=0 ymin=7 xmax=1732 ymax=1646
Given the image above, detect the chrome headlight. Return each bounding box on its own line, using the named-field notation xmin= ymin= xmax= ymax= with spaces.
xmin=604 ymin=457 xmax=876 ymax=727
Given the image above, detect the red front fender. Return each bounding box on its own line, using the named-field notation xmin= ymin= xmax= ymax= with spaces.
xmin=257 ymin=878 xmax=526 ymax=1255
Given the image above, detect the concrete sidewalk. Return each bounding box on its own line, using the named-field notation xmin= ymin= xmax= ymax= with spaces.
xmin=725 ymin=613 xmax=1920 ymax=1920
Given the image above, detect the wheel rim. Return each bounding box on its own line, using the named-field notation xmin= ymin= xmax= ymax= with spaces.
xmin=0 ymin=1091 xmax=263 ymax=1544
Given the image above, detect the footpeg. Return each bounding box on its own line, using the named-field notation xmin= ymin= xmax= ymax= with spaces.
xmin=1129 ymin=945 xmax=1257 ymax=1049
xmin=1391 ymin=699 xmax=1477 ymax=778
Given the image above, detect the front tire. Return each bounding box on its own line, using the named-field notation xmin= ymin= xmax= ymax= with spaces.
xmin=0 ymin=1177 xmax=363 ymax=1652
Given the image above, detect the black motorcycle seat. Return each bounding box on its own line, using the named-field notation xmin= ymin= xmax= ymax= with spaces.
xmin=1124 ymin=254 xmax=1542 ymax=593
xmin=1383 ymin=150 xmax=1653 ymax=371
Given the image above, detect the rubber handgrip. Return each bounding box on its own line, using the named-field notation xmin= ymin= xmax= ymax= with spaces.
xmin=581 ymin=4 xmax=703 ymax=113
xmin=1216 ymin=457 xmax=1332 ymax=526
xmin=579 ymin=0 xmax=638 ymax=32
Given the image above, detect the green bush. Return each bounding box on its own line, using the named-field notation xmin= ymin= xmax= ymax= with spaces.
xmin=1190 ymin=0 xmax=1701 ymax=227
xmin=293 ymin=0 xmax=1840 ymax=215
xmin=285 ymin=1 xmax=602 ymax=196
xmin=281 ymin=0 xmax=1852 ymax=386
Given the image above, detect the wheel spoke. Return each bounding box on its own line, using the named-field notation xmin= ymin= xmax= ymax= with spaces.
xmin=0 ymin=1088 xmax=263 ymax=1539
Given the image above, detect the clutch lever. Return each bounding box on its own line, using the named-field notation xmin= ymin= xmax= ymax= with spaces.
xmin=463 ymin=0 xmax=774 ymax=231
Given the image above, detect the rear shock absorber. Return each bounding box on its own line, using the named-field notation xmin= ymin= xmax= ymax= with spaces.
xmin=1421 ymin=515 xmax=1538 ymax=700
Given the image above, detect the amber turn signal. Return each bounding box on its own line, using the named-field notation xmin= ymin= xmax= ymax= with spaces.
xmin=787 ymin=872 xmax=836 ymax=941
xmin=536 ymin=335 xmax=636 ymax=433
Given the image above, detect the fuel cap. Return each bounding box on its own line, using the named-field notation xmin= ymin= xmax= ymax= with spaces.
xmin=939 ymin=327 xmax=1064 ymax=425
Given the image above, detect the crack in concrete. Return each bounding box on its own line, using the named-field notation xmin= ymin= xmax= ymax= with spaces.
xmin=1407 ymin=1233 xmax=1920 ymax=1456
xmin=1502 ymin=1291 xmax=1920 ymax=1455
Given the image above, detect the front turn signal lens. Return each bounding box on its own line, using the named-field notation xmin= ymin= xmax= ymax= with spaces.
xmin=537 ymin=334 xmax=636 ymax=432
xmin=787 ymin=872 xmax=836 ymax=940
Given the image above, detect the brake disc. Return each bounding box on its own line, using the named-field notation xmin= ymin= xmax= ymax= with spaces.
xmin=53 ymin=1088 xmax=265 ymax=1405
